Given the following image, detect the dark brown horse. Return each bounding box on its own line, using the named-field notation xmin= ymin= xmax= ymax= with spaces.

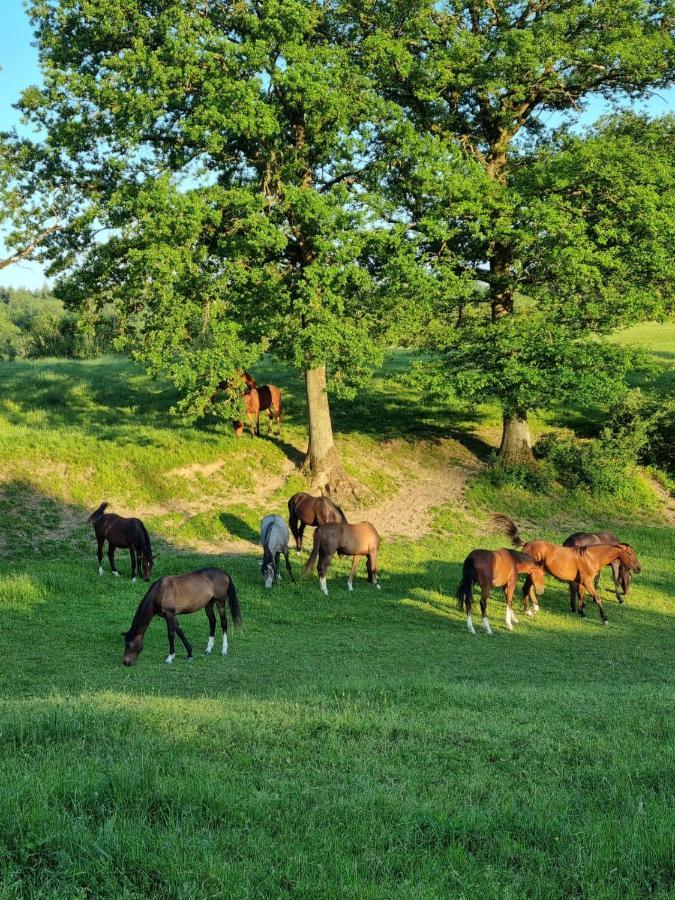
xmin=491 ymin=514 xmax=641 ymax=624
xmin=456 ymin=548 xmax=546 ymax=634
xmin=88 ymin=502 xmax=154 ymax=582
xmin=288 ymin=491 xmax=348 ymax=553
xmin=122 ymin=567 xmax=243 ymax=666
xmin=304 ymin=522 xmax=380 ymax=594
xmin=563 ymin=530 xmax=632 ymax=608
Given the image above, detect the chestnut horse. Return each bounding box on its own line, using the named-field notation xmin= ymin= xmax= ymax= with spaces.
xmin=122 ymin=567 xmax=243 ymax=666
xmin=87 ymin=502 xmax=154 ymax=582
xmin=288 ymin=491 xmax=347 ymax=553
xmin=456 ymin=548 xmax=546 ymax=634
xmin=563 ymin=530 xmax=632 ymax=608
xmin=304 ymin=522 xmax=380 ymax=595
xmin=491 ymin=514 xmax=641 ymax=624
xmin=225 ymin=372 xmax=283 ymax=437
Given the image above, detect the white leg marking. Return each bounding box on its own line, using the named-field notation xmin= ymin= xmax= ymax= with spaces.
xmin=505 ymin=608 xmax=513 ymax=631
xmin=533 ymin=603 xmax=540 ymax=613
xmin=221 ymin=633 xmax=228 ymax=656
xmin=319 ymin=577 xmax=328 ymax=595
xmin=165 ymin=654 xmax=175 ymax=664
xmin=375 ymin=583 xmax=381 ymax=590
xmin=466 ymin=615 xmax=476 ymax=635
xmin=98 ymin=566 xmax=103 ymax=576
xmin=347 ymin=579 xmax=353 ymax=591
xmin=482 ymin=616 xmax=493 ymax=635
xmin=296 ymin=549 xmax=302 ymax=556
xmin=113 ymin=571 xmax=120 ymax=578
xmin=511 ymin=612 xmax=519 ymax=624
xmin=205 ymin=636 xmax=214 ymax=655
xmin=526 ymin=609 xmax=535 ymax=618
xmin=131 ymin=577 xmax=136 ymax=583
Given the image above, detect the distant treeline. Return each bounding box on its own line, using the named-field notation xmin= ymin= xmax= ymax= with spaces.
xmin=0 ymin=287 xmax=115 ymax=360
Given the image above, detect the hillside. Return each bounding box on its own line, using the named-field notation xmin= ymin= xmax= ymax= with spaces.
xmin=0 ymin=325 xmax=673 ymax=897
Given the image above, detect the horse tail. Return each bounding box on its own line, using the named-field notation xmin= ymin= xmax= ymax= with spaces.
xmin=87 ymin=501 xmax=109 ymax=524
xmin=287 ymin=495 xmax=299 ymax=542
xmin=227 ymin=576 xmax=244 ymax=629
xmin=304 ymin=529 xmax=321 ymax=576
xmin=490 ymin=513 xmax=524 ymax=547
xmin=456 ymin=556 xmax=476 ymax=613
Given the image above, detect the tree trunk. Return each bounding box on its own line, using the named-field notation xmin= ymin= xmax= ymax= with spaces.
xmin=499 ymin=411 xmax=534 ymax=463
xmin=303 ymin=365 xmax=352 ymax=496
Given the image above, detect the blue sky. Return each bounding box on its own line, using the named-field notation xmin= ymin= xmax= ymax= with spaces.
xmin=1 ymin=0 xmax=673 ymax=289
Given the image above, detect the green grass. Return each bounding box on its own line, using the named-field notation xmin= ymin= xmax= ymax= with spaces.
xmin=0 ymin=324 xmax=674 ymax=898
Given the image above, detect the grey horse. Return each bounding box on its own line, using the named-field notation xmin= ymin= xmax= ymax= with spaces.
xmin=260 ymin=515 xmax=295 ymax=588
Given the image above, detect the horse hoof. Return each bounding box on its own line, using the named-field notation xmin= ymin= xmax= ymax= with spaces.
xmin=131 ymin=577 xmax=136 ymax=583
xmin=602 ymin=620 xmax=609 ymax=626
xmin=165 ymin=655 xmax=175 ymax=664
xmin=205 ymin=650 xmax=212 ymax=656
xmin=187 ymin=656 xmax=194 ymax=661
xmin=619 ymin=598 xmax=625 ymax=604
xmin=375 ymin=584 xmax=381 ymax=590
xmin=525 ymin=610 xmax=534 ymax=618
xmin=221 ymin=650 xmax=228 ymax=657
xmin=347 ymin=583 xmax=353 ymax=592
xmin=98 ymin=567 xmax=103 ymax=576
xmin=113 ymin=571 xmax=120 ymax=578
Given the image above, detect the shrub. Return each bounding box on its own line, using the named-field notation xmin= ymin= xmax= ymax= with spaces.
xmin=534 ymin=428 xmax=643 ymax=495
xmin=607 ymin=389 xmax=674 ymax=474
xmin=483 ymin=453 xmax=555 ymax=493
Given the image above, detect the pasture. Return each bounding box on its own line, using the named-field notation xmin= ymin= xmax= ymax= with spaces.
xmin=0 ymin=335 xmax=673 ymax=898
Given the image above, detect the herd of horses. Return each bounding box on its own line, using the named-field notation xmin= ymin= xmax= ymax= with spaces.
xmin=88 ymin=490 xmax=642 ymax=666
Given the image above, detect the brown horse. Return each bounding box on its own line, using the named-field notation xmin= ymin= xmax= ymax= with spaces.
xmin=122 ymin=567 xmax=243 ymax=666
xmin=563 ymin=530 xmax=632 ymax=608
xmin=227 ymin=372 xmax=283 ymax=437
xmin=491 ymin=514 xmax=641 ymax=624
xmin=304 ymin=522 xmax=381 ymax=595
xmin=456 ymin=548 xmax=546 ymax=634
xmin=87 ymin=502 xmax=154 ymax=582
xmin=288 ymin=491 xmax=348 ymax=553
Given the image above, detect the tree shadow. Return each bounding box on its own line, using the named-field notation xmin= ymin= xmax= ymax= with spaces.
xmin=219 ymin=513 xmax=260 ymax=544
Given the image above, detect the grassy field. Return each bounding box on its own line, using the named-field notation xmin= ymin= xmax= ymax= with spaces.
xmin=0 ymin=325 xmax=673 ymax=898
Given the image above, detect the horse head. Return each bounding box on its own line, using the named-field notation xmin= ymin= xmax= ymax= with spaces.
xmin=619 ymin=544 xmax=641 ymax=574
xmin=261 ymin=547 xmax=276 ymax=589
xmin=140 ymin=551 xmax=156 ymax=581
xmin=529 ymin=560 xmax=546 ymax=597
xmin=122 ymin=630 xmax=144 ymax=666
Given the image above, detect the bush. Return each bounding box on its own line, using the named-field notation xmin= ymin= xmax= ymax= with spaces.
xmin=534 ymin=428 xmax=644 ymax=495
xmin=607 ymin=389 xmax=674 ymax=475
xmin=483 ymin=453 xmax=555 ymax=493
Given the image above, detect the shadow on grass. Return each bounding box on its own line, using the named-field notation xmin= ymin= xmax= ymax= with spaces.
xmin=219 ymin=513 xmax=260 ymax=544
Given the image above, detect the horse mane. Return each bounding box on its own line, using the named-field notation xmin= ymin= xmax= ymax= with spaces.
xmin=330 ymin=500 xmax=348 ymax=523
xmin=127 ymin=579 xmax=160 ymax=636
xmin=138 ymin=520 xmax=152 ymax=557
xmin=506 ymin=549 xmax=538 ymax=565
xmin=260 ymin=520 xmax=275 ymax=570
xmin=87 ymin=501 xmax=109 ymax=523
xmin=578 ymin=543 xmax=621 ymax=557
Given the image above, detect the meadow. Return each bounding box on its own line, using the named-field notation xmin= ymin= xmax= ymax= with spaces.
xmin=0 ymin=326 xmax=673 ymax=898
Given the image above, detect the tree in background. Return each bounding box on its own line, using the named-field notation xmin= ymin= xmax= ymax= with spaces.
xmin=7 ymin=0 xmax=394 ymax=493
xmin=352 ymin=0 xmax=675 ymax=459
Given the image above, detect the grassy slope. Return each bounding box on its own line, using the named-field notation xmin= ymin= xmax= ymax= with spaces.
xmin=0 ymin=325 xmax=673 ymax=899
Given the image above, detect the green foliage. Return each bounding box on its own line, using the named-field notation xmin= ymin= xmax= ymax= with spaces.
xmin=0 ymin=288 xmax=116 ymax=360
xmin=481 ymin=453 xmax=555 ymax=493
xmin=606 ymin=389 xmax=675 ymax=474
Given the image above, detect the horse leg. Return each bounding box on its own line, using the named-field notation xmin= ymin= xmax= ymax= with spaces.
xmin=569 ymin=581 xmax=579 ymax=613
xmin=347 ymin=556 xmax=360 ymax=591
xmin=288 ymin=510 xmax=300 ymax=553
xmin=577 ymin=584 xmax=587 ymax=617
xmin=583 ymin=579 xmax=609 ymax=625
xmin=274 ymin=551 xmax=281 ymax=582
xmin=215 ymin=598 xmax=229 ymax=655
xmin=129 ymin=546 xmax=137 ymax=582
xmin=504 ymin=580 xmax=517 ymax=631
xmin=255 ymin=410 xmax=261 ymax=437
xmin=284 ymin=550 xmax=295 ymax=582
xmin=297 ymin=522 xmax=306 ymax=554
xmin=318 ymin=550 xmax=335 ymax=595
xmin=164 ymin=612 xmax=176 ymax=664
xmin=610 ymin=559 xmax=623 ymax=602
xmin=367 ymin=551 xmax=381 ymax=589
xmin=97 ymin=537 xmax=105 ymax=576
xmin=173 ymin=618 xmax=193 ymax=660
xmin=480 ymin=582 xmax=492 ymax=635
xmin=108 ymin=544 xmax=120 ymax=577
xmin=522 ymin=575 xmax=534 ymax=617
xmin=204 ymin=600 xmax=216 ymax=654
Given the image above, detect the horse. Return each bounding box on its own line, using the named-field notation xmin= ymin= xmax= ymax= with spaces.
xmin=491 ymin=514 xmax=641 ymax=624
xmin=260 ymin=514 xmax=295 ymax=588
xmin=303 ymin=521 xmax=381 ymax=595
xmin=456 ymin=548 xmax=546 ymax=634
xmin=224 ymin=372 xmax=283 ymax=437
xmin=122 ymin=567 xmax=243 ymax=666
xmin=563 ymin=530 xmax=632 ymax=610
xmin=288 ymin=492 xmax=348 ymax=553
xmin=87 ymin=502 xmax=154 ymax=582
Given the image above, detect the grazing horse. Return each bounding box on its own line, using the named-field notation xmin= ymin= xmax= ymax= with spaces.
xmin=456 ymin=548 xmax=546 ymax=634
xmin=304 ymin=521 xmax=381 ymax=595
xmin=563 ymin=530 xmax=632 ymax=608
xmin=122 ymin=567 xmax=243 ymax=666
xmin=491 ymin=514 xmax=641 ymax=624
xmin=288 ymin=492 xmax=347 ymax=553
xmin=87 ymin=502 xmax=154 ymax=582
xmin=224 ymin=372 xmax=283 ymax=437
xmin=260 ymin=514 xmax=295 ymax=588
